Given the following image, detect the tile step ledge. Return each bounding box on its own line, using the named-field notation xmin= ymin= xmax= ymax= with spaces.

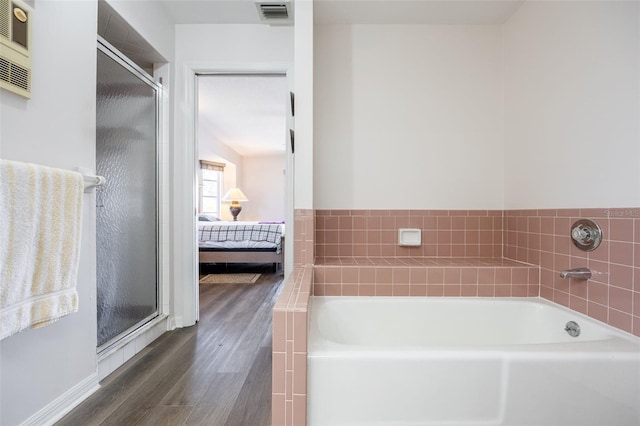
xmin=314 ymin=257 xmax=535 ymax=268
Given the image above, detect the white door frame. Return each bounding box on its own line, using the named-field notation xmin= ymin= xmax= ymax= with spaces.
xmin=174 ymin=62 xmax=293 ymax=326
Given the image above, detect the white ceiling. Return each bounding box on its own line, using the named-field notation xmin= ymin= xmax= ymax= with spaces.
xmin=157 ymin=0 xmax=524 ymax=25
xmin=314 ymin=0 xmax=525 ymax=25
xmin=197 ymin=75 xmax=288 ymax=157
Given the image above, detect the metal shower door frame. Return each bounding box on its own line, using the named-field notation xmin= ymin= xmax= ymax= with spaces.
xmin=96 ymin=36 xmax=162 ymax=353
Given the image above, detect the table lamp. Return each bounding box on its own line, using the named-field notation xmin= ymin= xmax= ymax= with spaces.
xmin=222 ymin=187 xmax=248 ymax=221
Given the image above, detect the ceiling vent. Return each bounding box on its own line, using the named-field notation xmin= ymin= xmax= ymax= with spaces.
xmin=255 ymin=2 xmax=292 ymax=24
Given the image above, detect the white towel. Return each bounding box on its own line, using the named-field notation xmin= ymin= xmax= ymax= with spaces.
xmin=0 ymin=160 xmax=84 ymax=340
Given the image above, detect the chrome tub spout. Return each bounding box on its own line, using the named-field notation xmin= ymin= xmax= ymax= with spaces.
xmin=559 ymin=267 xmax=591 ymax=280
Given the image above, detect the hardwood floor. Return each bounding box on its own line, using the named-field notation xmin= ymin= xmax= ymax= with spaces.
xmin=57 ymin=264 xmax=283 ymax=426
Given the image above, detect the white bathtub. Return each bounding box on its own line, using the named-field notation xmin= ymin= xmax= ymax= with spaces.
xmin=307 ymin=297 xmax=640 ymax=426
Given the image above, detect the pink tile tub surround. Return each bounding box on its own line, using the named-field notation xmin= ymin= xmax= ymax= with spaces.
xmin=272 ymin=208 xmax=640 ymax=426
xmin=314 ymin=208 xmax=640 ymax=337
xmin=504 ymin=208 xmax=640 ymax=337
xmin=316 ymin=209 xmax=503 ymax=259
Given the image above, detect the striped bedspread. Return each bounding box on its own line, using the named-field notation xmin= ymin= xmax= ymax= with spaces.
xmin=198 ymin=223 xmax=284 ymax=253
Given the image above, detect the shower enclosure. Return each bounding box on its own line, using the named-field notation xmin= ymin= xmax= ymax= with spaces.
xmin=96 ymin=39 xmax=160 ymax=350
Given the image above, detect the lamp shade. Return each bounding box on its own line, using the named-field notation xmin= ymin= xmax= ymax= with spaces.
xmin=222 ymin=188 xmax=248 ymax=203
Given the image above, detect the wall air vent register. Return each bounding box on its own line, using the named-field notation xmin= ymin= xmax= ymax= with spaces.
xmin=0 ymin=0 xmax=31 ymax=98
xmin=255 ymin=2 xmax=292 ymax=25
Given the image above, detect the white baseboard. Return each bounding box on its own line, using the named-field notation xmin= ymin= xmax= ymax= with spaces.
xmin=167 ymin=315 xmax=180 ymax=330
xmin=22 ymin=317 xmax=173 ymax=425
xmin=21 ymin=373 xmax=100 ymax=426
xmin=97 ymin=317 xmax=168 ymax=381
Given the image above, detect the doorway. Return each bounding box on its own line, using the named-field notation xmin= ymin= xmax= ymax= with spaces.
xmin=175 ymin=63 xmax=293 ymax=327
xmin=194 ymin=73 xmax=290 ymax=302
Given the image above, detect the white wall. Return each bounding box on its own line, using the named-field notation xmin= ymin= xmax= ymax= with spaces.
xmin=294 ymin=0 xmax=314 ymax=210
xmin=503 ymin=1 xmax=640 ymax=209
xmin=313 ymin=4 xmax=639 ymax=211
xmin=198 ymin=136 xmax=243 ymax=172
xmin=242 ymin=154 xmax=286 ymax=221
xmin=0 ymin=1 xmax=176 ymax=423
xmin=0 ymin=2 xmax=99 ymax=425
xmin=105 ymin=0 xmax=175 ymax=62
xmin=175 ymin=24 xmax=294 ymax=65
xmin=197 ymin=149 xmax=286 ymax=222
xmin=313 ymin=24 xmax=504 ymax=209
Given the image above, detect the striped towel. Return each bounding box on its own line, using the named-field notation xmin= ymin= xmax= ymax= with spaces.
xmin=0 ymin=160 xmax=84 ymax=340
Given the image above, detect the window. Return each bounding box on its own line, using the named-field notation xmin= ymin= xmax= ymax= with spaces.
xmin=200 ymin=160 xmax=224 ymax=218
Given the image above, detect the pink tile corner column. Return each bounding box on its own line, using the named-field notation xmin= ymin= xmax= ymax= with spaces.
xmin=273 ymin=209 xmax=314 ymax=426
xmin=272 ymin=266 xmax=312 ymax=426
xmin=294 ymin=209 xmax=315 ymax=266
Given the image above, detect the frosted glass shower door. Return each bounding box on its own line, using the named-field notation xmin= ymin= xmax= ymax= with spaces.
xmin=96 ymin=41 xmax=159 ymax=350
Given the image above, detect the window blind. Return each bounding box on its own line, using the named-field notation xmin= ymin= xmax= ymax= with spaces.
xmin=200 ymin=160 xmax=225 ymax=171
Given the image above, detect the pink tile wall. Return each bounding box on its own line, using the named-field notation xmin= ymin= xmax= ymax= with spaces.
xmin=315 ymin=209 xmax=503 ymax=259
xmin=504 ymin=208 xmax=640 ymax=337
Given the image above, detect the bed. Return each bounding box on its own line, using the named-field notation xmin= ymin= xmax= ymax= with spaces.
xmin=198 ymin=220 xmax=285 ymax=271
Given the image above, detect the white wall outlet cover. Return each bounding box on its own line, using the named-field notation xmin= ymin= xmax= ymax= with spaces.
xmin=398 ymin=228 xmax=421 ymax=246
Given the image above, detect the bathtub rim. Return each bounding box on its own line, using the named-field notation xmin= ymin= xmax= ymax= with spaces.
xmin=308 ymin=296 xmax=640 ymax=357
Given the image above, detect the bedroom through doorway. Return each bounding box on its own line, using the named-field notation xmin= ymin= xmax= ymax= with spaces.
xmin=194 ymin=73 xmax=290 ymax=288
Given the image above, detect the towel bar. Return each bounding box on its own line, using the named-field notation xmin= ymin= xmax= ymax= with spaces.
xmin=83 ymin=174 xmax=106 ymax=192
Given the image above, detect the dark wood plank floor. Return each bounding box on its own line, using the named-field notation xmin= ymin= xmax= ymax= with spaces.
xmin=57 ymin=264 xmax=283 ymax=426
